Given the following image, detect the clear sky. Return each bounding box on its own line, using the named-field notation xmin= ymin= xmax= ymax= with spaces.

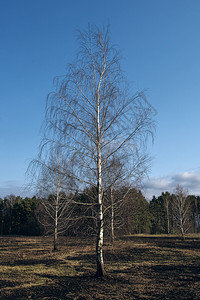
xmin=1 ymin=0 xmax=200 ymax=199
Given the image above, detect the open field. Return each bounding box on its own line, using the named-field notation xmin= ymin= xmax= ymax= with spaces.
xmin=0 ymin=235 xmax=200 ymax=299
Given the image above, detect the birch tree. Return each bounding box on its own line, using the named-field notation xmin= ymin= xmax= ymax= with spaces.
xmin=104 ymin=153 xmax=150 ymax=244
xmin=30 ymin=149 xmax=74 ymax=251
xmin=162 ymin=192 xmax=172 ymax=234
xmin=41 ymin=25 xmax=156 ymax=276
xmin=173 ymin=185 xmax=191 ymax=239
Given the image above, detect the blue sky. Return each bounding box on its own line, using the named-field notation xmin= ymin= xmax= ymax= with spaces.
xmin=1 ymin=0 xmax=200 ymax=199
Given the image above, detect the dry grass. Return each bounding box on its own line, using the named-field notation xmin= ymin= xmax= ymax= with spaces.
xmin=0 ymin=234 xmax=200 ymax=299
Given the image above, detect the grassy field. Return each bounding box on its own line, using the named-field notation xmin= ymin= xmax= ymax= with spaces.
xmin=0 ymin=234 xmax=200 ymax=299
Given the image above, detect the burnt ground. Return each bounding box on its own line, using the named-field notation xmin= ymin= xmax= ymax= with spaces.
xmin=0 ymin=235 xmax=200 ymax=299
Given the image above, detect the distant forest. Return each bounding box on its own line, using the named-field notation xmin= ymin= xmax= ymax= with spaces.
xmin=0 ymin=186 xmax=200 ymax=238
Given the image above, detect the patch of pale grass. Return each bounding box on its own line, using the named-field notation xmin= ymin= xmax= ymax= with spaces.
xmin=0 ymin=259 xmax=77 ymax=295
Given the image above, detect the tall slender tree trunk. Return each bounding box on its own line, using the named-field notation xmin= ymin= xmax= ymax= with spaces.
xmin=54 ymin=162 xmax=60 ymax=251
xmin=110 ymin=184 xmax=115 ymax=244
xmin=96 ymin=193 xmax=105 ymax=276
xmin=180 ymin=215 xmax=185 ymax=240
xmin=1 ymin=218 xmax=3 ymax=235
xmin=194 ymin=198 xmax=197 ymax=233
xmin=166 ymin=202 xmax=170 ymax=234
xmin=96 ymin=91 xmax=105 ymax=277
xmin=54 ymin=202 xmax=58 ymax=251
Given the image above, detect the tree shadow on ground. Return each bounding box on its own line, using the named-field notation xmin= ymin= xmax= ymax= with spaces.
xmin=0 ymin=280 xmax=16 ymax=289
xmin=0 ymin=273 xmax=142 ymax=300
xmin=120 ymin=235 xmax=200 ymax=250
xmin=1 ymin=263 xmax=199 ymax=300
xmin=0 ymin=257 xmax=60 ymax=267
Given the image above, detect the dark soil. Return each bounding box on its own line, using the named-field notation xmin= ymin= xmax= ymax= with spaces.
xmin=0 ymin=235 xmax=200 ymax=299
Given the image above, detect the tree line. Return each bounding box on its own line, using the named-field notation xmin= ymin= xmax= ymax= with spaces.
xmin=150 ymin=185 xmax=200 ymax=238
xmin=0 ymin=188 xmax=149 ymax=238
xmin=1 ymin=185 xmax=199 ymax=240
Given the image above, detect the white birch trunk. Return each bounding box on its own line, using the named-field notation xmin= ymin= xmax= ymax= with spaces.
xmin=54 ymin=154 xmax=60 ymax=251
xmin=165 ymin=199 xmax=170 ymax=234
xmin=110 ymin=184 xmax=115 ymax=244
xmin=96 ymin=90 xmax=105 ymax=277
xmin=54 ymin=194 xmax=58 ymax=251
